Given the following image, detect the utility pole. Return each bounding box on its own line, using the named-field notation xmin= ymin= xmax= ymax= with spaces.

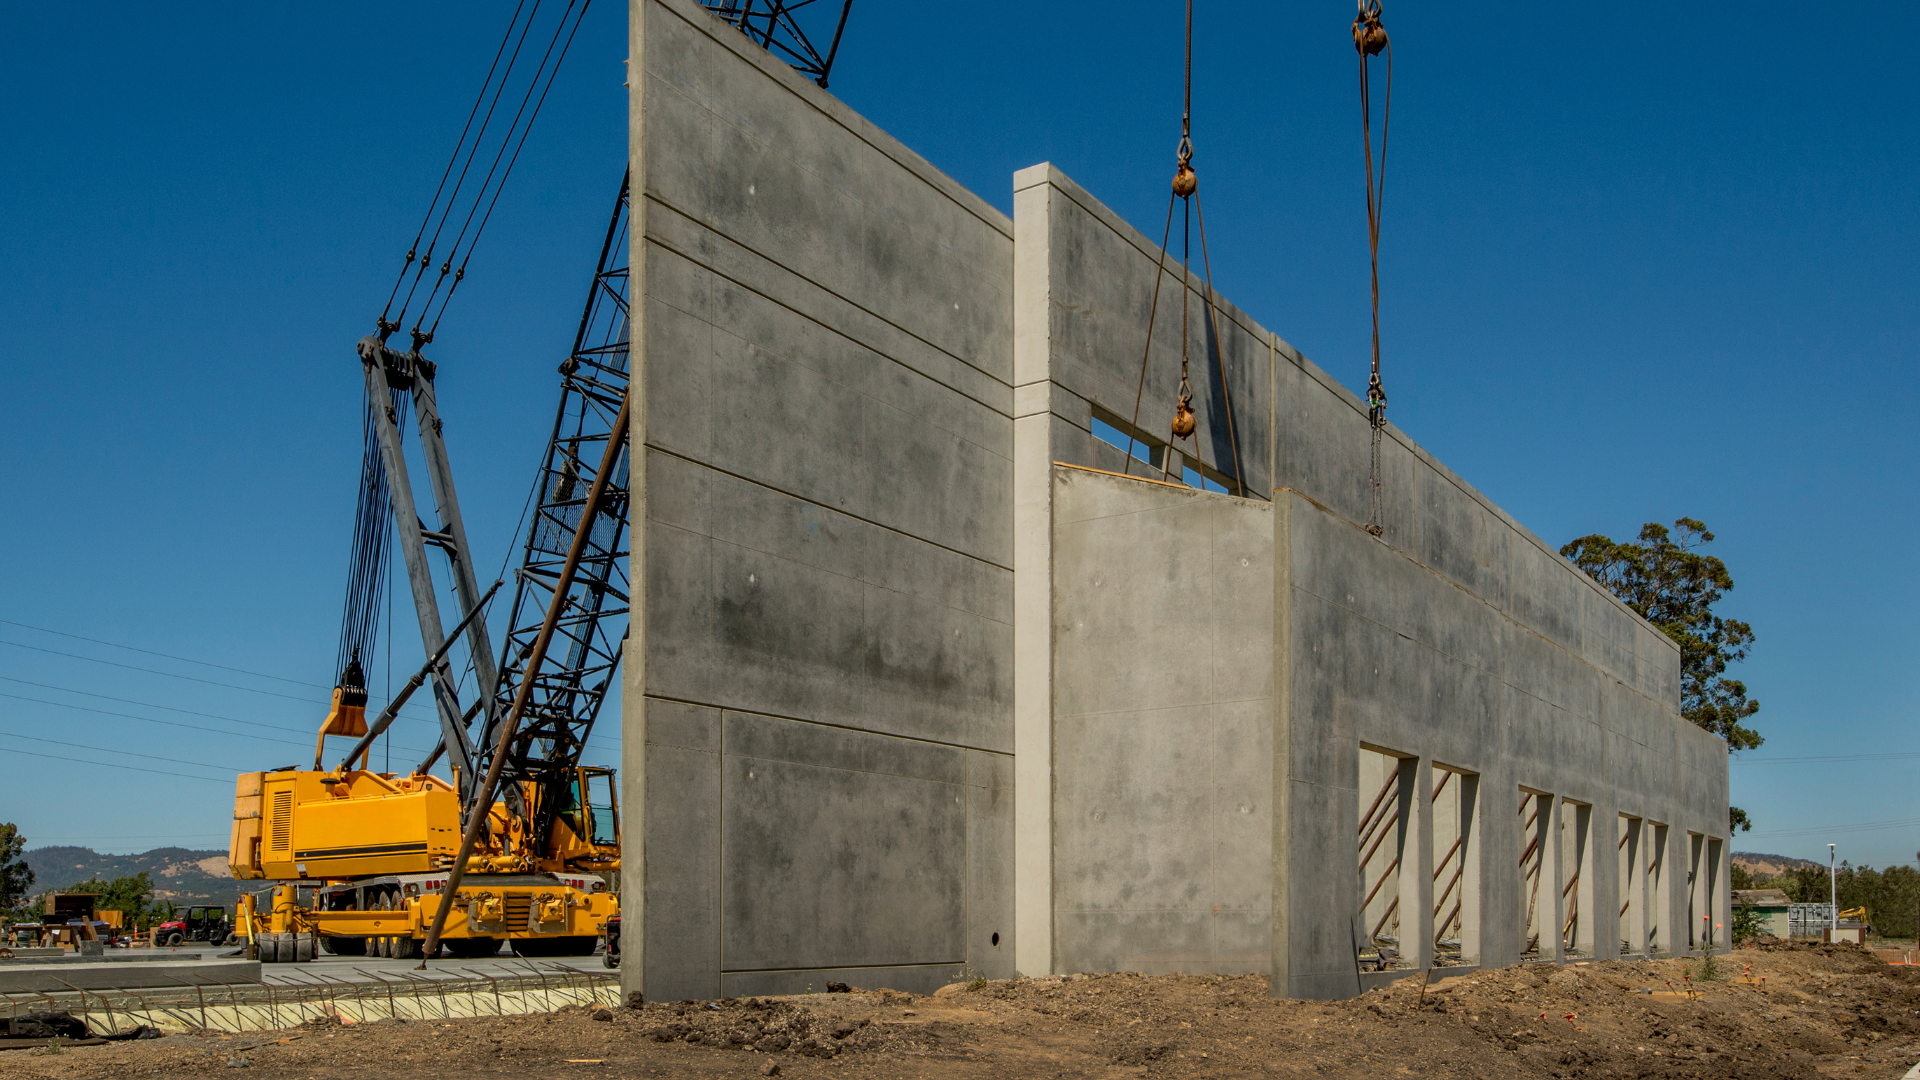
xmin=1829 ymin=843 xmax=1838 ymax=932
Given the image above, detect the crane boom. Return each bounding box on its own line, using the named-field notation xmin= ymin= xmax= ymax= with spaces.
xmin=466 ymin=174 xmax=633 ymax=834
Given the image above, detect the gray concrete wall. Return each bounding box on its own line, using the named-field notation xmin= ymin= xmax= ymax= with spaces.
xmin=623 ymin=3 xmax=1726 ymax=1002
xmin=1013 ymin=165 xmax=1727 ymax=996
xmin=1048 ymin=467 xmax=1273 ymax=976
xmin=623 ymin=0 xmax=1016 ymax=1001
xmin=1274 ymin=488 xmax=1730 ymax=998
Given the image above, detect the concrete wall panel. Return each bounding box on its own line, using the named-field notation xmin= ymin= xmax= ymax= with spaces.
xmin=628 ymin=0 xmax=1015 ymax=1002
xmin=720 ymin=712 xmax=968 ymax=973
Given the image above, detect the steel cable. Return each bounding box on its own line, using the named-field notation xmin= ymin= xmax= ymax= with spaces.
xmin=391 ymin=0 xmax=552 ymax=335
xmin=1356 ymin=0 xmax=1391 ymax=536
xmin=382 ymin=0 xmax=538 ymax=332
xmin=420 ymin=0 xmax=595 ymax=341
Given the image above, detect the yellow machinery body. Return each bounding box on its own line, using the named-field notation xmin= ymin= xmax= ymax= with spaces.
xmin=231 ymin=769 xmax=461 ymax=881
xmin=228 ymin=758 xmax=619 ymax=955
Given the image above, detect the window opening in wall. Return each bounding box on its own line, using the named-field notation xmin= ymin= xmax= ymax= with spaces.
xmin=1519 ymin=789 xmax=1549 ymax=959
xmin=1686 ymin=832 xmax=1706 ymax=949
xmin=1618 ymin=814 xmax=1642 ymax=956
xmin=1183 ymin=465 xmax=1231 ymax=494
xmin=1091 ymin=414 xmax=1157 ymax=468
xmin=1705 ymin=837 xmax=1725 ymax=950
xmin=1357 ymin=747 xmax=1411 ymax=970
xmin=1431 ymin=764 xmax=1477 ymax=966
xmin=1561 ymin=800 xmax=1593 ymax=959
xmin=1647 ymin=822 xmax=1668 ymax=955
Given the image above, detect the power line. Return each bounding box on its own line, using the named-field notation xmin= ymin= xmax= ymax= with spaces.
xmin=1734 ymin=752 xmax=1920 ymax=765
xmin=0 ymin=745 xmax=230 ymax=785
xmin=0 ymin=676 xmax=434 ymax=757
xmin=0 ymin=689 xmax=309 ymax=748
xmin=0 ymin=637 xmax=443 ymax=717
xmin=0 ymin=729 xmax=242 ymax=779
xmin=0 ymin=633 xmax=438 ymax=722
xmin=1747 ymin=817 xmax=1920 ymax=839
xmin=0 ymin=618 xmax=326 ymax=689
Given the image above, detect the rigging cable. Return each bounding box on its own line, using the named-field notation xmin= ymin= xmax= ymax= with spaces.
xmin=1121 ymin=0 xmax=1245 ymax=496
xmin=1355 ymin=0 xmax=1391 ymax=536
xmin=344 ymin=0 xmax=592 ymax=697
xmin=381 ymin=0 xmax=538 ymax=337
xmin=416 ymin=0 xmax=596 ymax=344
xmin=391 ymin=0 xmax=556 ymax=338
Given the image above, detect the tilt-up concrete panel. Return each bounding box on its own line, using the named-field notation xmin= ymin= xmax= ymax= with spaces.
xmin=1050 ymin=467 xmax=1274 ymax=976
xmin=625 ymin=0 xmax=1016 ymax=1002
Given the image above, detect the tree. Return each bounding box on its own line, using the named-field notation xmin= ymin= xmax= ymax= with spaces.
xmin=62 ymin=873 xmax=156 ymax=927
xmin=1563 ymin=519 xmax=1761 ymax=830
xmin=1561 ymin=519 xmax=1761 ymax=750
xmin=0 ymin=824 xmax=32 ymax=910
xmin=1731 ymin=902 xmax=1767 ymax=944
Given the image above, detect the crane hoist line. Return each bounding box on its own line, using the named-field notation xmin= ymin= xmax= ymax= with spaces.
xmin=226 ymin=1 xmax=857 ymax=967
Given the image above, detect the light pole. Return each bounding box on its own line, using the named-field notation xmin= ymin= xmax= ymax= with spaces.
xmin=1829 ymin=843 xmax=1838 ymax=932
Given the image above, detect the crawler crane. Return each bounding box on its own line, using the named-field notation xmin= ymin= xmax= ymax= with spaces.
xmin=228 ymin=181 xmax=635 ymax=963
xmin=224 ymin=0 xmax=852 ymax=965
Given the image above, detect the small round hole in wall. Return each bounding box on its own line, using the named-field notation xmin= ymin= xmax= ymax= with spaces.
xmin=991 ymin=932 xmax=1000 ymax=946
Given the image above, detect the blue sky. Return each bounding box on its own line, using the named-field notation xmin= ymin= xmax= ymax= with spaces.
xmin=1 ymin=2 xmax=1913 ymax=868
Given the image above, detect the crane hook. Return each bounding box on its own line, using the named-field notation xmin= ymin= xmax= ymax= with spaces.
xmin=1354 ymin=0 xmax=1388 ymax=56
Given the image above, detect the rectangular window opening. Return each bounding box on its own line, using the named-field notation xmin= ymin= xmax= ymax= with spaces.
xmin=1519 ymin=789 xmax=1549 ymax=959
xmin=1090 ymin=412 xmax=1158 ymax=468
xmin=1686 ymin=832 xmax=1706 ymax=949
xmin=1358 ymin=746 xmax=1413 ymax=970
xmin=1647 ymin=822 xmax=1669 ymax=955
xmin=1618 ymin=814 xmax=1644 ymax=957
xmin=1181 ymin=465 xmax=1231 ymax=494
xmin=1431 ymin=765 xmax=1478 ymax=967
xmin=1561 ymin=799 xmax=1594 ymax=959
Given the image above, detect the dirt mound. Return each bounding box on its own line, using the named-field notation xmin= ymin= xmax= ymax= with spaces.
xmin=8 ymin=942 xmax=1919 ymax=1078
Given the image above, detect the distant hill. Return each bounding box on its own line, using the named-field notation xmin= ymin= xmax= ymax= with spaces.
xmin=22 ymin=846 xmax=243 ymax=909
xmin=1734 ymin=851 xmax=1823 ymax=877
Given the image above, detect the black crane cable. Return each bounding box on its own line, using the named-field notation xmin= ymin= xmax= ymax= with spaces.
xmin=408 ymin=0 xmax=594 ymax=344
xmin=380 ymin=0 xmax=537 ymax=337
xmin=341 ymin=0 xmax=592 ymax=693
xmin=334 ymin=390 xmax=409 ymax=683
xmin=420 ymin=0 xmax=595 ymax=342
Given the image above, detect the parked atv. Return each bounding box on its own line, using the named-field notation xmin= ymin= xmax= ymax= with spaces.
xmin=152 ymin=905 xmax=233 ymax=947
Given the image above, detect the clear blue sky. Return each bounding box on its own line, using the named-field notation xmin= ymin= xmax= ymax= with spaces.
xmin=1 ymin=2 xmax=1913 ymax=868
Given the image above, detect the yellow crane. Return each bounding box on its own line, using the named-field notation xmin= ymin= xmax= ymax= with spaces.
xmin=229 ymin=181 xmax=637 ymax=966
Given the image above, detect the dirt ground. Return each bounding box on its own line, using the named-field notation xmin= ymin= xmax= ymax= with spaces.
xmin=6 ymin=941 xmax=1920 ymax=1079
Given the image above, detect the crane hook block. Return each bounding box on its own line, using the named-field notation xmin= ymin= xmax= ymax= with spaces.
xmin=1172 ymin=164 xmax=1198 ymax=199
xmin=1353 ymin=15 xmax=1387 ymax=56
xmin=1171 ymin=399 xmax=1197 ymax=439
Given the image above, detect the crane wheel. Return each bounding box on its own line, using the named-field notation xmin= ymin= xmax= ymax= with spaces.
xmin=394 ymin=935 xmax=422 ymax=960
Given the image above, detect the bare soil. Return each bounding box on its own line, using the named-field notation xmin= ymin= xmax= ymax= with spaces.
xmin=6 ymin=941 xmax=1919 ymax=1079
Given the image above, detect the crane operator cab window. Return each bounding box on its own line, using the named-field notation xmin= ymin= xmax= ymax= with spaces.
xmin=566 ymin=767 xmax=619 ymax=847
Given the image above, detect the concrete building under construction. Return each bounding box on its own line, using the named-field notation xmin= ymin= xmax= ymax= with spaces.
xmin=618 ymin=0 xmax=1731 ymax=1001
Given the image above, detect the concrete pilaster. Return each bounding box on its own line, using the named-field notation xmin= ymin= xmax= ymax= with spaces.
xmin=1011 ymin=165 xmax=1054 ymax=977
xmin=619 ymin=0 xmax=649 ymax=1007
